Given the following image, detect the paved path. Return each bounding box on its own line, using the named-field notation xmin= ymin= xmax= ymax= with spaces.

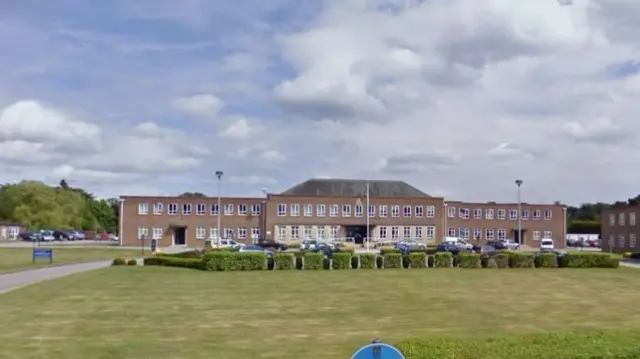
xmin=0 ymin=261 xmax=111 ymax=294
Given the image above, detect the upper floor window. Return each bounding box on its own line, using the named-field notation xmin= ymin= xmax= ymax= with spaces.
xmin=403 ymin=205 xmax=411 ymax=217
xmin=138 ymin=203 xmax=148 ymax=215
xmin=521 ymin=209 xmax=530 ymax=220
xmin=508 ymin=209 xmax=518 ymax=220
xmin=210 ymin=203 xmax=219 ymax=216
xmin=153 ymin=203 xmax=163 ymax=215
xmin=544 ymin=210 xmax=552 ymax=220
xmin=182 ymin=203 xmax=192 ymax=215
xmin=426 ymin=206 xmax=435 ymax=218
xmin=224 ymin=204 xmax=233 ymax=216
xmin=415 ymin=206 xmax=423 ymax=218
xmin=291 ymin=204 xmax=300 ymax=216
xmin=533 ymin=210 xmax=541 ymax=220
xmin=238 ymin=204 xmax=247 ymax=216
xmin=447 ymin=206 xmax=456 ymax=218
xmin=277 ymin=204 xmax=287 ymax=216
xmin=196 ymin=203 xmax=206 ymax=215
xmin=608 ymin=213 xmax=615 ymax=226
xmin=619 ymin=212 xmax=625 ymax=226
xmin=304 ymin=204 xmax=313 ymax=217
xmin=251 ymin=204 xmax=261 ymax=216
xmin=630 ymin=212 xmax=636 ymax=226
xmin=391 ymin=205 xmax=400 ymax=217
xmin=485 ymin=209 xmax=494 ymax=220
xmin=355 ymin=205 xmax=363 ymax=217
xmin=168 ymin=203 xmax=178 ymax=215
xmin=497 ymin=209 xmax=506 ymax=220
xmin=473 ymin=208 xmax=482 ymax=219
xmin=330 ymin=204 xmax=339 ymax=217
xmin=368 ymin=205 xmax=375 ymax=217
xmin=459 ymin=208 xmax=469 ymax=219
xmin=317 ymin=204 xmax=326 ymax=217
xmin=379 ymin=205 xmax=388 ymax=217
xmin=342 ymin=204 xmax=351 ymax=217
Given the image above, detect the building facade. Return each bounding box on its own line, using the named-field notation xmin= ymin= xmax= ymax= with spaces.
xmin=119 ymin=179 xmax=566 ymax=248
xmin=600 ymin=205 xmax=639 ymax=252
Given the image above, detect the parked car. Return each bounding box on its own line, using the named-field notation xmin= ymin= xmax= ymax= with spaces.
xmin=53 ymin=230 xmax=74 ymax=241
xmin=540 ymin=238 xmax=554 ymax=250
xmin=218 ymin=239 xmax=244 ymax=248
xmin=311 ymin=242 xmax=348 ymax=258
xmin=486 ymin=240 xmax=509 ymax=250
xmin=502 ymin=240 xmax=520 ymax=250
xmin=475 ymin=245 xmax=497 ymax=254
xmin=442 ymin=237 xmax=474 ymax=250
xmin=257 ymin=239 xmax=288 ymax=251
xmin=234 ymin=245 xmax=273 ymax=257
xmin=395 ymin=239 xmax=427 ymax=250
xmin=436 ymin=242 xmax=469 ymax=255
xmin=70 ymin=230 xmax=86 ymax=240
xmin=19 ymin=232 xmax=41 ymax=241
xmin=301 ymin=239 xmax=319 ymax=250
xmin=535 ymin=248 xmax=566 ymax=259
xmin=39 ymin=230 xmax=55 ymax=242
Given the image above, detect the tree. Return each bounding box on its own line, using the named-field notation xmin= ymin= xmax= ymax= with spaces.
xmin=179 ymin=192 xmax=206 ymax=197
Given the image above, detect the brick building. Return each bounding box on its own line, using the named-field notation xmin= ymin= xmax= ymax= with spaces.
xmin=119 ymin=178 xmax=566 ymax=248
xmin=600 ymin=205 xmax=639 ymax=252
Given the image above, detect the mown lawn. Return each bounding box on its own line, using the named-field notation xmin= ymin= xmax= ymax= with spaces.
xmin=1 ymin=268 xmax=639 ymax=359
xmin=0 ymin=247 xmax=136 ymax=273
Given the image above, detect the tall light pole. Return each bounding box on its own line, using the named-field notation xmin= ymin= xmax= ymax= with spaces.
xmin=261 ymin=188 xmax=268 ymax=244
xmin=216 ymin=171 xmax=224 ymax=247
xmin=443 ymin=202 xmax=448 ymax=241
xmin=515 ymin=179 xmax=523 ymax=246
xmin=365 ymin=182 xmax=370 ymax=252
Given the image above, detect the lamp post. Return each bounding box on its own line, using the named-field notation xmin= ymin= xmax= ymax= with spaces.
xmin=261 ymin=188 xmax=268 ymax=244
xmin=216 ymin=171 xmax=224 ymax=247
xmin=443 ymin=202 xmax=448 ymax=241
xmin=515 ymin=180 xmax=523 ymax=246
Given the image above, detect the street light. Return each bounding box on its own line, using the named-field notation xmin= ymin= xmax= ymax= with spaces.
xmin=515 ymin=180 xmax=523 ymax=246
xmin=216 ymin=171 xmax=224 ymax=247
xmin=443 ymin=202 xmax=448 ymax=241
xmin=261 ymin=188 xmax=268 ymax=244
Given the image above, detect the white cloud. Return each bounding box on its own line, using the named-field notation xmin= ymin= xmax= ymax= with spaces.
xmin=218 ymin=118 xmax=256 ymax=139
xmin=170 ymin=94 xmax=223 ymax=117
xmin=228 ymin=175 xmax=277 ymax=186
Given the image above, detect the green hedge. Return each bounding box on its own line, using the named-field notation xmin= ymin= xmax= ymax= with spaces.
xmin=408 ymin=252 xmax=427 ymax=268
xmin=332 ymin=252 xmax=352 ymax=269
xmin=143 ymin=256 xmax=201 ymax=269
xmin=396 ymin=329 xmax=640 ymax=359
xmin=458 ymin=253 xmax=481 ymax=268
xmin=157 ymin=250 xmax=202 ymax=258
xmin=434 ymin=252 xmax=453 ymax=268
xmin=508 ymin=252 xmax=535 ymax=268
xmin=274 ymin=253 xmax=295 ymax=270
xmin=562 ymin=252 xmax=620 ymax=268
xmin=303 ymin=252 xmax=323 ymax=270
xmin=383 ymin=253 xmax=402 ymax=268
xmin=494 ymin=252 xmax=510 ymax=268
xmin=201 ymin=252 xmax=266 ymax=271
xmin=111 ymin=258 xmax=126 ymax=266
xmin=534 ymin=253 xmax=558 ymax=268
xmin=360 ymin=253 xmax=377 ymax=269
xmin=380 ymin=248 xmax=400 ymax=255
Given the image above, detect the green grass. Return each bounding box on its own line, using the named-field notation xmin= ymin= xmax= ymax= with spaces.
xmin=1 ymin=268 xmax=640 ymax=359
xmin=0 ymin=247 xmax=138 ymax=273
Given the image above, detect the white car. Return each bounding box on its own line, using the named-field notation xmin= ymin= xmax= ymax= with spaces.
xmin=502 ymin=240 xmax=520 ymax=249
xmin=540 ymin=238 xmax=554 ymax=250
xmin=443 ymin=237 xmax=473 ymax=250
xmin=214 ymin=239 xmax=245 ymax=248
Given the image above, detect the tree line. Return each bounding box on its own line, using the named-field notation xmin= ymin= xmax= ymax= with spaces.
xmin=565 ymin=194 xmax=640 ymax=234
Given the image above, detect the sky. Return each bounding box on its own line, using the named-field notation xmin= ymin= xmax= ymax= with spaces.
xmin=0 ymin=0 xmax=638 ymax=205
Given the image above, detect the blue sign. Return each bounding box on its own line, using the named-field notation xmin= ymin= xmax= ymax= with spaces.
xmin=32 ymin=248 xmax=53 ymax=264
xmin=150 ymin=239 xmax=157 ymax=254
xmin=351 ymin=342 xmax=406 ymax=359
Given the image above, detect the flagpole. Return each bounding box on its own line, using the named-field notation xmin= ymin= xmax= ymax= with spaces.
xmin=366 ymin=182 xmax=370 ymax=253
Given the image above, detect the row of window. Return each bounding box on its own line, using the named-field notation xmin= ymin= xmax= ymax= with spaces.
xmin=138 ymin=203 xmax=261 ymax=216
xmin=137 ymin=226 xmax=261 ymax=240
xmin=608 ymin=212 xmax=637 ymax=226
xmin=609 ymin=234 xmax=638 ymax=248
xmin=275 ymin=204 xmax=436 ymax=218
xmin=447 ymin=207 xmax=552 ymax=220
xmin=446 ymin=227 xmax=553 ymax=240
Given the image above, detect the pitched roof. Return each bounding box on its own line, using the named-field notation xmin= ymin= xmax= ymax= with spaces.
xmin=280 ymin=179 xmax=431 ymax=198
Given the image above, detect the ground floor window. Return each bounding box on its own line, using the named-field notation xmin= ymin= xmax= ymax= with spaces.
xmin=209 ymin=227 xmax=218 ymax=239
xmin=426 ymin=226 xmax=435 ymax=240
xmin=330 ymin=226 xmax=338 ymax=239
xmin=543 ymin=231 xmax=552 ymax=239
xmin=447 ymin=227 xmax=456 ymax=237
xmin=533 ymin=231 xmax=541 ymax=241
xmin=152 ymin=227 xmax=163 ymax=240
xmin=237 ymin=227 xmax=247 ymax=239
xmin=291 ymin=226 xmax=299 ymax=240
xmin=414 ymin=226 xmax=422 ymax=238
xmin=485 ymin=229 xmax=494 ymax=240
xmin=277 ymin=226 xmax=286 ymax=240
xmin=251 ymin=227 xmax=260 ymax=239
xmin=317 ymin=227 xmax=325 ymax=239
xmin=304 ymin=226 xmax=312 ymax=239
xmin=497 ymin=229 xmax=506 ymax=240
xmin=137 ymin=226 xmax=148 ymax=239
xmin=403 ymin=226 xmax=411 ymax=239
xmin=391 ymin=226 xmax=399 ymax=239
xmin=379 ymin=226 xmax=387 ymax=238
xmin=196 ymin=226 xmax=206 ymax=240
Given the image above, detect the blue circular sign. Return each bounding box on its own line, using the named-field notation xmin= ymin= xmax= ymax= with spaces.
xmin=350 ymin=342 xmax=406 ymax=359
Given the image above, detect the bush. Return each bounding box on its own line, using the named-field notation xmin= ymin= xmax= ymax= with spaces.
xmin=274 ymin=253 xmax=295 ymax=270
xmin=376 ymin=255 xmax=384 ymax=268
xmin=534 ymin=253 xmax=558 ymax=268
xmin=408 ymin=252 xmax=427 ymax=268
xmin=359 ymin=253 xmax=377 ymax=269
xmin=395 ymin=329 xmax=640 ymax=359
xmin=286 ymin=242 xmax=301 ymax=249
xmin=127 ymin=258 xmax=137 ymax=266
xmin=201 ymin=252 xmax=266 ymax=271
xmin=494 ymin=252 xmax=510 ymax=268
xmin=508 ymin=252 xmax=535 ymax=268
xmin=111 ymin=258 xmax=126 ymax=266
xmin=383 ymin=253 xmax=402 ymax=268
xmin=157 ymin=250 xmax=201 ymax=258
xmin=332 ymin=252 xmax=352 ymax=269
xmin=562 ymin=252 xmax=620 ymax=268
xmin=351 ymin=255 xmax=359 ymax=269
xmin=204 ymin=247 xmax=234 ymax=252
xmin=402 ymin=255 xmax=411 ymax=268
xmin=144 ymin=256 xmax=201 ymax=269
xmin=425 ymin=248 xmax=437 ymax=255
xmin=303 ymin=252 xmax=323 ymax=270
xmin=434 ymin=252 xmax=453 ymax=268
xmin=380 ymin=247 xmax=401 ymax=255
xmin=458 ymin=252 xmax=481 ymax=268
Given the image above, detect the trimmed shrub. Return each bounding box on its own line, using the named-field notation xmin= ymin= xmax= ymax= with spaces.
xmin=274 ymin=253 xmax=295 ymax=270
xmin=359 ymin=253 xmax=377 ymax=269
xmin=332 ymin=252 xmax=352 ymax=269
xmin=408 ymin=252 xmax=427 ymax=268
xmin=376 ymin=255 xmax=384 ymax=268
xmin=303 ymin=252 xmax=323 ymax=270
xmin=402 ymin=255 xmax=411 ymax=268
xmin=434 ymin=252 xmax=453 ymax=268
xmin=201 ymin=252 xmax=266 ymax=271
xmin=534 ymin=253 xmax=558 ymax=268
xmin=143 ymin=257 xmax=160 ymax=266
xmin=508 ymin=252 xmax=535 ymax=268
xmin=562 ymin=252 xmax=620 ymax=268
xmin=425 ymin=248 xmax=437 ymax=255
xmin=494 ymin=252 xmax=510 ymax=268
xmin=144 ymin=256 xmax=201 ymax=269
xmin=157 ymin=250 xmax=201 ymax=258
xmin=380 ymin=247 xmax=401 ymax=255
xmin=458 ymin=252 xmax=481 ymax=268
xmin=126 ymin=258 xmax=137 ymax=266
xmin=111 ymin=258 xmax=126 ymax=266
xmin=383 ymin=253 xmax=402 ymax=268
xmin=323 ymin=257 xmax=331 ymax=270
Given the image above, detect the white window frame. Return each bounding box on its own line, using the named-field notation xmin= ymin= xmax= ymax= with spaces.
xmin=355 ymin=204 xmax=363 ymax=217
xmin=533 ymin=210 xmax=541 ymax=220
xmin=224 ymin=227 xmax=233 ymax=238
xmin=415 ymin=226 xmax=423 ymax=238
xmin=277 ymin=226 xmax=286 ymax=240
xmin=291 ymin=204 xmax=300 ymax=217
xmin=330 ymin=226 xmax=338 ymax=239
xmin=497 ymin=209 xmax=506 ymax=220
xmin=544 ymin=210 xmax=552 ymax=220
xmin=630 ymin=213 xmax=636 ymax=226
xmin=304 ymin=226 xmax=313 ymax=239
xmin=224 ymin=204 xmax=233 ymax=216
xmin=473 ymin=208 xmax=482 ymax=219
xmin=391 ymin=205 xmax=400 ymax=218
xmin=153 ymin=203 xmax=163 ymax=215
xmin=303 ymin=204 xmax=313 ymax=217
xmin=415 ymin=206 xmax=424 ymax=218
xmin=543 ymin=231 xmax=552 ymax=239
xmin=472 ymin=228 xmax=481 ymax=240
xmin=330 ymin=205 xmax=339 ymax=217
xmin=497 ymin=229 xmax=506 ymax=240
xmin=485 ymin=209 xmax=494 ymax=220
xmin=630 ymin=234 xmax=637 ymax=248
xmin=485 ymin=228 xmax=494 ymax=240
xmin=238 ymin=204 xmax=247 ymax=216
xmin=317 ymin=227 xmax=325 ymax=240
xmin=137 ymin=226 xmax=148 ymax=239
xmin=426 ymin=226 xmax=435 ymax=240
xmin=317 ymin=204 xmax=326 ymax=217
xmin=209 ymin=227 xmax=219 ymax=239
xmin=403 ymin=226 xmax=411 ymax=239
xmin=619 ymin=212 xmax=626 ymax=226
xmin=182 ymin=203 xmax=192 ymax=215
xmin=196 ymin=226 xmax=206 ymax=240
xmin=379 ymin=226 xmax=387 ymax=239
xmin=368 ymin=205 xmax=375 ymax=217
xmin=447 ymin=206 xmax=456 ymax=218
xmin=508 ymin=209 xmax=518 ymax=220
xmin=403 ymin=205 xmax=411 ymax=217
xmin=277 ymin=204 xmax=287 ymax=216
xmin=237 ymin=227 xmax=247 ymax=239
xmin=459 ymin=208 xmax=470 ymax=219
xmin=379 ymin=205 xmax=388 ymax=217
xmin=533 ymin=231 xmax=541 ymax=241
xmin=608 ymin=214 xmax=615 ymax=226
xmin=342 ymin=204 xmax=351 ymax=217
xmin=459 ymin=227 xmax=469 ymax=239
xmin=168 ymin=203 xmax=178 ymax=215
xmin=210 ymin=204 xmax=219 ymax=216
xmin=251 ymin=227 xmax=260 ymax=240
xmin=426 ymin=206 xmax=435 ymax=218
xmin=196 ymin=203 xmax=206 ymax=216
xmin=152 ymin=227 xmax=163 ymax=240
xmin=391 ymin=226 xmax=399 ymax=239
xmin=521 ymin=209 xmax=530 ymax=220
xmin=618 ymin=234 xmax=625 ymax=248
xmin=251 ymin=204 xmax=261 ymax=216
xmin=138 ymin=203 xmax=149 ymax=215
xmin=291 ymin=226 xmax=299 ymax=240
xmin=447 ymin=227 xmax=456 ymax=236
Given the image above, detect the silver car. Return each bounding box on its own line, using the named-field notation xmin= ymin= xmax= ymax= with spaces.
xmin=396 ymin=239 xmax=427 ymax=250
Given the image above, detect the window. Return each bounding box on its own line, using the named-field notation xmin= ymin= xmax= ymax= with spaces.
xmin=251 ymin=227 xmax=260 ymax=240
xmin=608 ymin=214 xmax=615 ymax=226
xmin=303 ymin=204 xmax=313 ymax=217
xmin=631 ymin=213 xmax=636 ymax=226
xmin=447 ymin=206 xmax=456 ymax=218
xmin=304 ymin=226 xmax=313 ymax=239
xmin=619 ymin=212 xmax=626 ymax=226
xmin=379 ymin=226 xmax=387 ymax=239
xmin=277 ymin=204 xmax=287 ymax=216
xmin=330 ymin=205 xmax=339 ymax=217
xmin=391 ymin=205 xmax=400 ymax=217
xmin=210 ymin=204 xmax=219 ymax=216
xmin=354 ymin=205 xmax=363 ymax=217
xmin=168 ymin=203 xmax=178 ymax=215
xmin=485 ymin=229 xmax=494 ymax=240
xmin=543 ymin=231 xmax=552 ymax=239
xmin=426 ymin=206 xmax=435 ymax=218
xmin=415 ymin=226 xmax=423 ymax=238
xmin=497 ymin=209 xmax=506 ymax=220
xmin=533 ymin=210 xmax=541 ymax=220
xmin=368 ymin=205 xmax=375 ymax=217
xmin=342 ymin=204 xmax=351 ymax=217
xmin=277 ymin=226 xmax=286 ymax=240
xmin=426 ymin=226 xmax=435 ymax=240
xmin=509 ymin=209 xmax=518 ymax=220
xmin=608 ymin=234 xmax=614 ymax=247
xmin=544 ymin=210 xmax=552 ymax=220
xmin=403 ymin=226 xmax=411 ymax=239
xmin=237 ymin=227 xmax=247 ymax=239
xmin=447 ymin=227 xmax=456 ymax=236
xmin=209 ymin=227 xmax=218 ymax=239
xmin=473 ymin=208 xmax=482 ymax=219
xmin=182 ymin=203 xmax=192 ymax=215
xmin=391 ymin=226 xmax=399 ymax=239
xmin=317 ymin=204 xmax=326 ymax=217
xmin=252 ymin=204 xmax=261 ymax=216
xmin=630 ymin=234 xmax=637 ymax=248
xmin=317 ymin=227 xmax=325 ymax=239
xmin=403 ymin=206 xmax=411 ymax=217
xmin=459 ymin=227 xmax=469 ymax=239
xmin=196 ymin=226 xmax=206 ymax=239
xmin=291 ymin=204 xmax=300 ymax=216
xmin=224 ymin=204 xmax=233 ymax=216
xmin=459 ymin=208 xmax=470 ymax=219
xmin=153 ymin=203 xmax=163 ymax=215
xmin=224 ymin=227 xmax=233 ymax=238
xmin=152 ymin=227 xmax=163 ymax=240
xmin=196 ymin=203 xmax=206 ymax=215
xmin=533 ymin=231 xmax=541 ymax=241
xmin=485 ymin=209 xmax=494 ymax=220
xmin=291 ymin=226 xmax=300 ymax=240
xmin=618 ymin=234 xmax=626 ymax=248
xmin=497 ymin=229 xmax=506 ymax=240
xmin=415 ymin=206 xmax=424 ymax=218
xmin=379 ymin=205 xmax=388 ymax=217
xmin=238 ymin=204 xmax=247 ymax=216
xmin=330 ymin=226 xmax=339 ymax=239
xmin=138 ymin=203 xmax=149 ymax=215
xmin=472 ymin=228 xmax=481 ymax=241
xmin=137 ymin=226 xmax=148 ymax=239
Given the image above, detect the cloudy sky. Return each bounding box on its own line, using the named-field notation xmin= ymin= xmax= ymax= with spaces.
xmin=0 ymin=0 xmax=638 ymax=204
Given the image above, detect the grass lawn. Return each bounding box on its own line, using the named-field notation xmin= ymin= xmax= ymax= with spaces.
xmin=1 ymin=268 xmax=640 ymax=359
xmin=0 ymin=247 xmax=138 ymax=273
